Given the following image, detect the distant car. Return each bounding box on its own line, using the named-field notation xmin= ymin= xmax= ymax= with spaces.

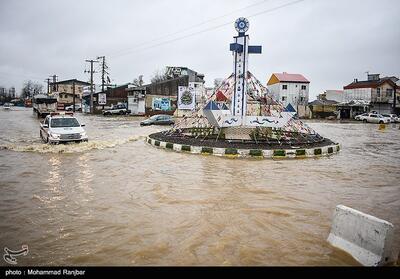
xmin=65 ymin=104 xmax=82 ymax=112
xmin=140 ymin=115 xmax=175 ymax=126
xmin=381 ymin=114 xmax=399 ymax=123
xmin=362 ymin=113 xmax=390 ymax=124
xmin=102 ymin=104 xmax=131 ymax=115
xmin=355 ymin=113 xmax=368 ymax=121
xmin=3 ymin=103 xmax=11 ymax=110
xmin=40 ymin=112 xmax=88 ymax=144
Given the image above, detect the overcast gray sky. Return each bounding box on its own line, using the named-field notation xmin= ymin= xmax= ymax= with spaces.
xmin=0 ymin=0 xmax=399 ymax=100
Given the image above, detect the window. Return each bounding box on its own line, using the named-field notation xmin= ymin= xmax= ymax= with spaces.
xmin=377 ymin=88 xmax=380 ymax=97
xmin=300 ymin=97 xmax=304 ymax=102
xmin=301 ymin=85 xmax=307 ymax=90
xmin=387 ymin=89 xmax=393 ymax=97
xmin=51 ymin=118 xmax=80 ymax=128
xmin=282 ymin=96 xmax=286 ymax=101
xmin=282 ymin=85 xmax=287 ymax=90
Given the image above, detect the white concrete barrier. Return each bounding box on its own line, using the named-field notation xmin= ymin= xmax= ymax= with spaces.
xmin=327 ymin=205 xmax=396 ymax=266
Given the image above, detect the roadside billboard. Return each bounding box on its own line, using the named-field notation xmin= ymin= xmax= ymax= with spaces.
xmin=178 ymin=86 xmax=195 ymax=110
xmin=98 ymin=93 xmax=107 ymax=105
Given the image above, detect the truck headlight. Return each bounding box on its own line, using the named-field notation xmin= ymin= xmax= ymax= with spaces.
xmin=50 ymin=133 xmax=60 ymax=139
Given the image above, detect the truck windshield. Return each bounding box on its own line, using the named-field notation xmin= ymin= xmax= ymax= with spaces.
xmin=51 ymin=118 xmax=80 ymax=127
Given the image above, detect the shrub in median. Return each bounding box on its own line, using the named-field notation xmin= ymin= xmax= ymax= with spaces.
xmin=328 ymin=147 xmax=333 ymax=154
xmin=249 ymin=149 xmax=262 ymax=157
xmin=296 ymin=149 xmax=306 ymax=156
xmin=225 ymin=148 xmax=238 ymax=155
xmin=154 ymin=140 xmax=160 ymax=146
xmin=201 ymin=147 xmax=213 ymax=154
xmin=314 ymin=148 xmax=322 ymax=155
xmin=166 ymin=143 xmax=173 ymax=149
xmin=181 ymin=145 xmax=191 ymax=152
xmin=273 ymin=150 xmax=286 ymax=157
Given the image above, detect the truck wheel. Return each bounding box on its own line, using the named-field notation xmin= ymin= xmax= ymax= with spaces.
xmin=363 ymin=119 xmax=367 ymax=123
xmin=379 ymin=121 xmax=384 ymax=124
xmin=119 ymin=111 xmax=124 ymax=115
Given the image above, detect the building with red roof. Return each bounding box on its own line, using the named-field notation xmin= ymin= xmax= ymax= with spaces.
xmin=266 ymin=72 xmax=310 ymax=117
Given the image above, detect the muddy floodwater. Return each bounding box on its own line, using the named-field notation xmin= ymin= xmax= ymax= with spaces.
xmin=0 ymin=107 xmax=399 ymax=266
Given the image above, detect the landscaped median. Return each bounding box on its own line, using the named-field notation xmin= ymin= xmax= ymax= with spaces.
xmin=145 ymin=136 xmax=340 ymax=159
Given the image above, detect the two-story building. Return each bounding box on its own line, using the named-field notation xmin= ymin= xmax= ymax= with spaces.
xmin=50 ymin=79 xmax=90 ymax=110
xmin=343 ymin=74 xmax=398 ymax=115
xmin=266 ymin=72 xmax=310 ymax=117
xmin=144 ymin=66 xmax=205 ymax=115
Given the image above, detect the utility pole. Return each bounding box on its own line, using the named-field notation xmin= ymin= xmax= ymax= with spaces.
xmin=72 ymin=79 xmax=76 ymax=112
xmin=97 ymin=56 xmax=108 ymax=93
xmin=97 ymin=56 xmax=110 ymax=110
xmin=85 ymin=59 xmax=98 ymax=113
xmin=49 ymin=74 xmax=58 ymax=93
xmin=45 ymin=78 xmax=51 ymax=95
xmin=393 ymin=82 xmax=397 ymax=115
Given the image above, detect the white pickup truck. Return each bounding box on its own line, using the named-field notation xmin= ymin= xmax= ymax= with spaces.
xmin=358 ymin=113 xmax=390 ymax=124
xmin=40 ymin=112 xmax=88 ymax=144
xmin=102 ymin=104 xmax=131 ymax=115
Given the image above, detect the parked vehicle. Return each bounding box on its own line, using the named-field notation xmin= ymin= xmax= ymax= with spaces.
xmin=140 ymin=115 xmax=175 ymax=126
xmin=362 ymin=113 xmax=390 ymax=124
xmin=40 ymin=112 xmax=88 ymax=144
xmin=3 ymin=103 xmax=11 ymax=110
xmin=381 ymin=114 xmax=399 ymax=123
xmin=102 ymin=104 xmax=131 ymax=115
xmin=33 ymin=94 xmax=57 ymax=118
xmin=65 ymin=104 xmax=82 ymax=112
xmin=354 ymin=113 xmax=368 ymax=121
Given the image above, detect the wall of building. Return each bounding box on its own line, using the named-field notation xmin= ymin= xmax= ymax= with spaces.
xmin=267 ymin=82 xmax=309 ymax=109
xmin=325 ymin=90 xmax=344 ymax=102
xmin=343 ymin=88 xmax=372 ymax=102
xmin=371 ymin=82 xmax=395 ymax=104
xmin=370 ymin=103 xmax=392 ymax=114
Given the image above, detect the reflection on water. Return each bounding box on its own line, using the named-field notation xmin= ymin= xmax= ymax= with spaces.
xmin=0 ymin=108 xmax=399 ymax=266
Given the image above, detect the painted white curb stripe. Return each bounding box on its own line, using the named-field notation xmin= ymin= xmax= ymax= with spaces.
xmin=145 ymin=136 xmax=340 ymax=160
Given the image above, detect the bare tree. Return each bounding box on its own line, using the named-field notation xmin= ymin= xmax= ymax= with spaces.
xmin=214 ymin=78 xmax=223 ymax=89
xmin=21 ymin=80 xmax=44 ymax=99
xmin=150 ymin=69 xmax=168 ymax=84
xmin=132 ymin=75 xmax=144 ymax=87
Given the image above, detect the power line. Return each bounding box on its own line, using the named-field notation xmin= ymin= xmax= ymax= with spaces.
xmin=111 ymin=0 xmax=306 ymax=58
xmin=108 ymin=0 xmax=272 ymax=58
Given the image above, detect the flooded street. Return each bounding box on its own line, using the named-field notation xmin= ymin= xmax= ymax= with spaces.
xmin=0 ymin=107 xmax=399 ymax=266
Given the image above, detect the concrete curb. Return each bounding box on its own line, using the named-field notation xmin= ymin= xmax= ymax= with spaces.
xmin=146 ymin=136 xmax=340 ymax=159
xmin=327 ymin=205 xmax=397 ymax=266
